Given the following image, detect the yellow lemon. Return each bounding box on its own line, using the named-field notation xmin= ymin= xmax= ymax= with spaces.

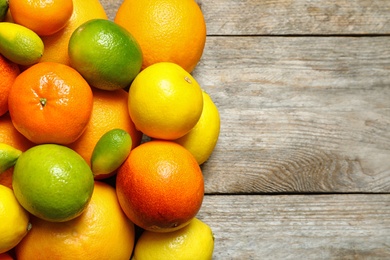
xmin=0 ymin=184 xmax=30 ymax=253
xmin=174 ymin=91 xmax=220 ymax=165
xmin=128 ymin=62 xmax=203 ymax=140
xmin=133 ymin=218 xmax=214 ymax=260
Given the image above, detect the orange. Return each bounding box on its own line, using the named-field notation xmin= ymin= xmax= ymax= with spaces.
xmin=9 ymin=0 xmax=73 ymax=36
xmin=8 ymin=62 xmax=93 ymax=145
xmin=0 ymin=54 xmax=20 ymax=117
xmin=15 ymin=181 xmax=135 ymax=260
xmin=39 ymin=0 xmax=107 ymax=65
xmin=0 ymin=113 xmax=35 ymax=189
xmin=68 ymin=88 xmax=142 ymax=169
xmin=0 ymin=252 xmax=13 ymax=260
xmin=116 ymin=140 xmax=204 ymax=232
xmin=114 ymin=0 xmax=206 ymax=72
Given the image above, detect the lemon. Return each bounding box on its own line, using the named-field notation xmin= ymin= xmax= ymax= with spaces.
xmin=0 ymin=22 xmax=44 ymax=66
xmin=91 ymin=128 xmax=132 ymax=178
xmin=12 ymin=144 xmax=94 ymax=222
xmin=0 ymin=143 xmax=22 ymax=173
xmin=174 ymin=91 xmax=220 ymax=165
xmin=133 ymin=218 xmax=214 ymax=260
xmin=0 ymin=0 xmax=8 ymax=21
xmin=0 ymin=184 xmax=31 ymax=253
xmin=128 ymin=62 xmax=203 ymax=140
xmin=68 ymin=19 xmax=142 ymax=90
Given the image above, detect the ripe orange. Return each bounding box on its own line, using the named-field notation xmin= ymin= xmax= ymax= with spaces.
xmin=15 ymin=181 xmax=135 ymax=260
xmin=0 ymin=54 xmax=20 ymax=117
xmin=114 ymin=0 xmax=206 ymax=72
xmin=0 ymin=113 xmax=35 ymax=189
xmin=9 ymin=0 xmax=73 ymax=36
xmin=39 ymin=0 xmax=107 ymax=65
xmin=68 ymin=88 xmax=142 ymax=169
xmin=8 ymin=62 xmax=93 ymax=145
xmin=116 ymin=140 xmax=204 ymax=232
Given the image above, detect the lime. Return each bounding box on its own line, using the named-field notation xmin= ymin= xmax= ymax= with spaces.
xmin=0 ymin=0 xmax=8 ymax=22
xmin=133 ymin=218 xmax=214 ymax=260
xmin=0 ymin=22 xmax=44 ymax=66
xmin=68 ymin=19 xmax=142 ymax=90
xmin=91 ymin=128 xmax=132 ymax=178
xmin=0 ymin=143 xmax=22 ymax=173
xmin=12 ymin=144 xmax=94 ymax=222
xmin=174 ymin=91 xmax=220 ymax=164
xmin=0 ymin=184 xmax=31 ymax=253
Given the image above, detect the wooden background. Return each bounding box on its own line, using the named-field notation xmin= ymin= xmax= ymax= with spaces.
xmin=102 ymin=0 xmax=390 ymax=259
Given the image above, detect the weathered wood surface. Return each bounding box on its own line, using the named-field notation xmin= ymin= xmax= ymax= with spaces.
xmin=100 ymin=0 xmax=390 ymax=259
xmin=198 ymin=194 xmax=390 ymax=259
xmin=195 ymin=36 xmax=390 ymax=194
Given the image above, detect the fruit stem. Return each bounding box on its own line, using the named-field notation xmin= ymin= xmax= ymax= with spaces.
xmin=40 ymin=98 xmax=47 ymax=107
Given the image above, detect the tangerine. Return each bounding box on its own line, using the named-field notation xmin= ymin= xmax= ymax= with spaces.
xmin=8 ymin=62 xmax=93 ymax=145
xmin=116 ymin=140 xmax=204 ymax=232
xmin=0 ymin=54 xmax=20 ymax=117
xmin=9 ymin=0 xmax=73 ymax=36
xmin=115 ymin=0 xmax=206 ymax=72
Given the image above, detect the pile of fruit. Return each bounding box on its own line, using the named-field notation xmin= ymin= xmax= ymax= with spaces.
xmin=0 ymin=0 xmax=220 ymax=259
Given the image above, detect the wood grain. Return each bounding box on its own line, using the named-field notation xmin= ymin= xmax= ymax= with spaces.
xmin=193 ymin=36 xmax=390 ymax=194
xmin=198 ymin=0 xmax=390 ymax=35
xmin=198 ymin=194 xmax=390 ymax=259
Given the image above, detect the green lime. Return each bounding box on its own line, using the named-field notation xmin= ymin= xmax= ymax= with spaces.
xmin=0 ymin=0 xmax=8 ymax=22
xmin=68 ymin=19 xmax=142 ymax=91
xmin=12 ymin=144 xmax=94 ymax=222
xmin=0 ymin=143 xmax=22 ymax=173
xmin=0 ymin=22 xmax=44 ymax=66
xmin=91 ymin=128 xmax=132 ymax=178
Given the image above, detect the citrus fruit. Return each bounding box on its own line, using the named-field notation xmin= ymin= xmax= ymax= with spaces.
xmin=68 ymin=88 xmax=142 ymax=168
xmin=0 ymin=252 xmax=13 ymax=260
xmin=9 ymin=0 xmax=73 ymax=36
xmin=116 ymin=140 xmax=204 ymax=232
xmin=0 ymin=0 xmax=8 ymax=22
xmin=39 ymin=0 xmax=107 ymax=65
xmin=0 ymin=54 xmax=20 ymax=116
xmin=174 ymin=91 xmax=220 ymax=165
xmin=0 ymin=143 xmax=22 ymax=174
xmin=15 ymin=181 xmax=135 ymax=260
xmin=0 ymin=184 xmax=30 ymax=254
xmin=133 ymin=218 xmax=214 ymax=260
xmin=128 ymin=62 xmax=203 ymax=140
xmin=91 ymin=128 xmax=132 ymax=178
xmin=115 ymin=0 xmax=206 ymax=72
xmin=12 ymin=144 xmax=94 ymax=222
xmin=8 ymin=62 xmax=93 ymax=145
xmin=69 ymin=19 xmax=142 ymax=91
xmin=0 ymin=22 xmax=44 ymax=66
xmin=0 ymin=113 xmax=34 ymax=189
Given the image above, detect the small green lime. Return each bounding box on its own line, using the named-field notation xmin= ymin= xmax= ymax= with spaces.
xmin=68 ymin=19 xmax=142 ymax=90
xmin=0 ymin=143 xmax=22 ymax=173
xmin=12 ymin=144 xmax=94 ymax=222
xmin=91 ymin=128 xmax=132 ymax=178
xmin=0 ymin=0 xmax=8 ymax=22
xmin=0 ymin=22 xmax=44 ymax=66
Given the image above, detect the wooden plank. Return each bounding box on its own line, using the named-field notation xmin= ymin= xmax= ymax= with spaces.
xmin=100 ymin=0 xmax=390 ymax=35
xmin=193 ymin=36 xmax=390 ymax=194
xmin=197 ymin=194 xmax=390 ymax=259
xmin=198 ymin=0 xmax=390 ymax=36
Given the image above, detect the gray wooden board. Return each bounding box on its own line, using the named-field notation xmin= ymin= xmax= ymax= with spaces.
xmin=197 ymin=194 xmax=390 ymax=259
